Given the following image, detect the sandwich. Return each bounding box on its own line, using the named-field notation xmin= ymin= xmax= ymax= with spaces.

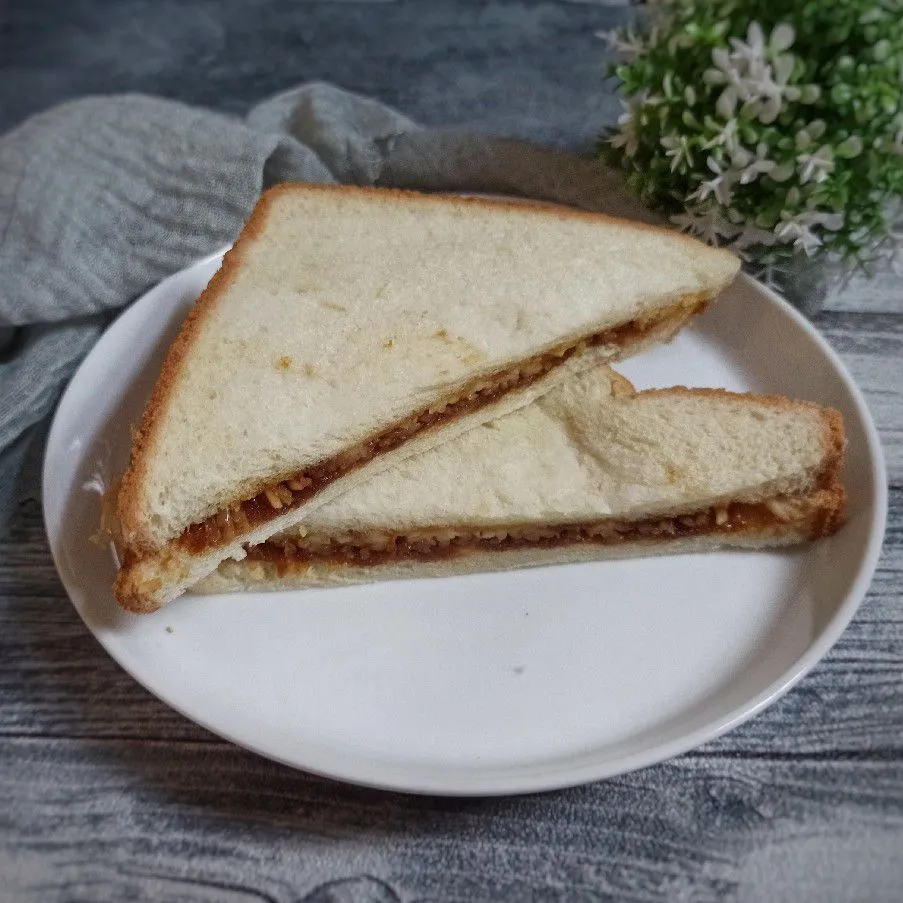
xmin=194 ymin=365 xmax=845 ymax=593
xmin=113 ymin=184 xmax=740 ymax=612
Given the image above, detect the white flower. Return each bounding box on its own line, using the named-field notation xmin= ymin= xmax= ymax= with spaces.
xmin=816 ymin=211 xmax=844 ymax=231
xmin=703 ymin=118 xmax=742 ymax=157
xmin=796 ymin=144 xmax=835 ymax=184
xmin=728 ymin=22 xmax=795 ymax=71
xmin=730 ymin=223 xmax=780 ymax=253
xmin=753 ymin=261 xmax=791 ymax=291
xmin=776 ymin=218 xmax=822 ymax=254
xmin=703 ymin=22 xmax=799 ymax=125
xmin=735 ymin=142 xmax=776 ymax=184
xmin=743 ymin=64 xmax=790 ymax=124
xmin=775 ymin=209 xmax=844 ymax=255
xmin=610 ymin=127 xmax=638 ymax=159
xmin=689 ymin=156 xmax=739 ymax=205
xmin=668 ymin=30 xmax=696 ymax=55
xmin=662 ymin=71 xmax=675 ymax=99
xmin=671 ymin=205 xmax=741 ymax=247
xmin=660 ymin=132 xmax=694 ymax=172
xmin=610 ymin=113 xmax=639 ymax=158
xmin=596 ymin=27 xmax=644 ymax=59
xmin=609 ymin=99 xmax=640 ymax=157
xmin=703 ymin=47 xmax=749 ymax=119
xmin=609 ymin=93 xmax=659 ymax=159
xmin=848 ymin=225 xmax=873 ymax=247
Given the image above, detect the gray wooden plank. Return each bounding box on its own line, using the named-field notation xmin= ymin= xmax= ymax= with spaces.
xmin=0 ymin=506 xmax=212 ymax=744
xmin=810 ymin=311 xmax=903 ymax=485
xmin=824 ymin=266 xmax=903 ymax=315
xmin=2 ymin=737 xmax=902 ymax=902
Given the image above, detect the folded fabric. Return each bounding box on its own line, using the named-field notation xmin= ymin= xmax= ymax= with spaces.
xmin=0 ymin=81 xmax=655 ymax=528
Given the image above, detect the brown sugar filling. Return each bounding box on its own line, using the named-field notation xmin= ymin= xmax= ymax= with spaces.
xmin=178 ymin=299 xmax=706 ymax=555
xmin=242 ymin=496 xmax=829 ymax=575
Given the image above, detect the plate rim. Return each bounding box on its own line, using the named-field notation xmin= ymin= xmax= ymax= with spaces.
xmin=42 ymin=249 xmax=888 ymax=796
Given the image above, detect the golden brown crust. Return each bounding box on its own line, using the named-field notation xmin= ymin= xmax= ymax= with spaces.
xmin=114 ymin=567 xmax=161 ymax=615
xmin=113 ymin=542 xmax=192 ymax=613
xmin=818 ymin=406 xmax=847 ymax=492
xmin=814 ymin=479 xmax=846 ymax=538
xmin=630 ymin=384 xmax=833 ymax=410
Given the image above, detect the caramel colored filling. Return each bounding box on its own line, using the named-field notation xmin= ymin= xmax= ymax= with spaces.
xmin=179 ymin=299 xmax=705 ymax=555
xmin=243 ymin=496 xmax=827 ymax=575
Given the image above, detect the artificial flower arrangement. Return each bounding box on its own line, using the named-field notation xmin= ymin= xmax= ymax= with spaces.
xmin=600 ymin=0 xmax=903 ymax=293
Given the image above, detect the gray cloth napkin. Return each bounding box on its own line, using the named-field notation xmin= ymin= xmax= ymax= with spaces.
xmin=0 ymin=81 xmax=655 ymax=529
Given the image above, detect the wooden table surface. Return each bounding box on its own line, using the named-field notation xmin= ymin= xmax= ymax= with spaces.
xmin=2 ymin=3 xmax=901 ymax=901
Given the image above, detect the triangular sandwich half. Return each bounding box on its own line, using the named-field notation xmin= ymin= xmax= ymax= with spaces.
xmin=195 ymin=365 xmax=845 ymax=593
xmin=114 ymin=185 xmax=739 ymax=612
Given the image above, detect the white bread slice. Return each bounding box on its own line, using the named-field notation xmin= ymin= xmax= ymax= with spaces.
xmin=115 ymin=185 xmax=739 ymax=612
xmin=193 ymin=364 xmax=845 ymax=594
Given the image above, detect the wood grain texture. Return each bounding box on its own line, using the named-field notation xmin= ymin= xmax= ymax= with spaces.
xmin=2 ymin=738 xmax=903 ymax=902
xmin=812 ymin=311 xmax=903 ymax=484
xmin=2 ymin=1 xmax=902 ymax=899
xmin=825 ymin=268 xmax=903 ymax=315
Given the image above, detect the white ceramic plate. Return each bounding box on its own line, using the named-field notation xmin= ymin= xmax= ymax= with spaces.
xmin=44 ymin=248 xmax=886 ymax=796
